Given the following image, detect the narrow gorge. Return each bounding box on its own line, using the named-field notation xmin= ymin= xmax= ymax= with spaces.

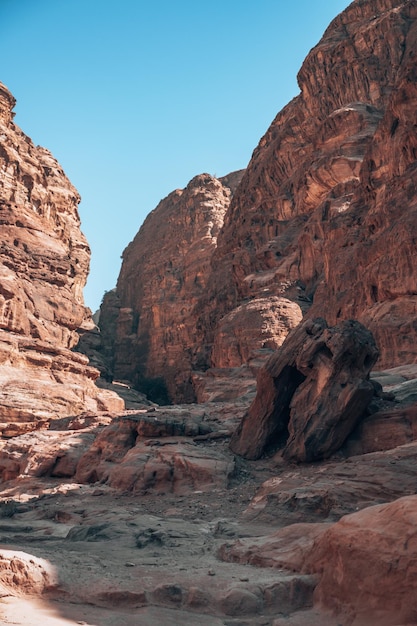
xmin=1 ymin=1 xmax=417 ymax=625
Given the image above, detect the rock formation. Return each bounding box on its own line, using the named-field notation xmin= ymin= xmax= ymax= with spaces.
xmin=101 ymin=172 xmax=303 ymax=403
xmin=1 ymin=374 xmax=417 ymax=625
xmin=203 ymin=0 xmax=417 ymax=372
xmin=230 ymin=318 xmax=379 ymax=461
xmin=0 ymin=81 xmax=123 ymax=426
xmin=105 ymin=171 xmax=258 ymax=403
xmin=103 ymin=0 xmax=417 ymax=402
xmin=303 ymin=495 xmax=417 ymax=624
xmin=3 ymin=2 xmax=417 ymax=625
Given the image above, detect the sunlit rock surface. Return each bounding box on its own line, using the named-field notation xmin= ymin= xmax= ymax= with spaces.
xmin=0 ymin=81 xmax=123 ymax=423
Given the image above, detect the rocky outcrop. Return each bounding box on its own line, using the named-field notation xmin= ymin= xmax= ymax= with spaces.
xmin=104 ymin=172 xmax=303 ymax=403
xmin=220 ymin=493 xmax=417 ymax=624
xmin=230 ymin=318 xmax=379 ymax=462
xmin=210 ymin=296 xmax=302 ymax=369
xmin=0 ymin=81 xmax=123 ymax=423
xmin=0 ymin=549 xmax=58 ymax=596
xmin=0 ymin=402 xmax=243 ymax=493
xmin=73 ymin=410 xmax=231 ymax=493
xmin=2 ymin=400 xmax=417 ymax=625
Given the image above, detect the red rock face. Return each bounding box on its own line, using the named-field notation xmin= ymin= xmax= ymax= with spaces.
xmin=304 ymin=496 xmax=417 ymax=624
xmin=108 ymin=171 xmax=304 ymax=403
xmin=112 ymin=173 xmax=244 ymax=403
xmin=109 ymin=0 xmax=417 ymax=401
xmin=311 ymin=4 xmax=417 ymax=367
xmin=206 ymin=0 xmax=417 ymax=370
xmin=0 ymin=82 xmax=123 ymax=422
xmin=210 ymin=297 xmax=302 ymax=369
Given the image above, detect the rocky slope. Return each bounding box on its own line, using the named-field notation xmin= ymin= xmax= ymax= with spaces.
xmin=0 ymin=81 xmax=123 ymax=426
xmin=1 ymin=366 xmax=417 ymax=625
xmin=103 ymin=0 xmax=417 ymax=403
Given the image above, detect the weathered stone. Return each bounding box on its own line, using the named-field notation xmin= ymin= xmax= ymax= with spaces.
xmin=219 ymin=587 xmax=263 ymax=616
xmin=74 ymin=411 xmax=234 ymax=494
xmin=218 ymin=522 xmax=329 ymax=572
xmin=192 ymin=365 xmax=257 ymax=404
xmin=343 ymin=402 xmax=417 ymax=457
xmin=106 ymin=440 xmax=234 ymax=495
xmin=304 ymin=496 xmax=417 ymax=624
xmin=0 ymin=81 xmax=123 ymax=423
xmin=230 ymin=318 xmax=379 ymax=461
xmin=211 ymin=296 xmax=302 ymax=368
xmin=108 ymin=172 xmax=244 ymax=403
xmin=0 ymin=549 xmax=58 ymax=595
xmin=243 ymin=441 xmax=417 ymax=525
xmin=0 ymin=429 xmax=97 ymax=482
xmin=201 ymin=0 xmax=417 ymax=373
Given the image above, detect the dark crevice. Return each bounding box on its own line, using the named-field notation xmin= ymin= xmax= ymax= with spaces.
xmin=264 ymin=365 xmax=307 ymax=455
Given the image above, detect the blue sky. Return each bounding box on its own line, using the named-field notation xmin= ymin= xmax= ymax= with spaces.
xmin=0 ymin=0 xmax=352 ymax=311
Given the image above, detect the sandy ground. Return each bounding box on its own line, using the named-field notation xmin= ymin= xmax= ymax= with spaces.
xmin=0 ymin=460 xmax=326 ymax=626
xmin=2 ymin=369 xmax=417 ymax=626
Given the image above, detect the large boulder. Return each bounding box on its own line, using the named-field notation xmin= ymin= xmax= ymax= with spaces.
xmin=74 ymin=409 xmax=235 ymax=494
xmin=211 ymin=297 xmax=302 ymax=368
xmin=304 ymin=495 xmax=417 ymax=624
xmin=230 ymin=318 xmax=379 ymax=462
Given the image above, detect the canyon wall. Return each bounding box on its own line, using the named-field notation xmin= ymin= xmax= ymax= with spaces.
xmin=112 ymin=172 xmax=244 ymax=403
xmin=106 ymin=0 xmax=417 ymax=402
xmin=206 ymin=0 xmax=417 ymax=369
xmin=0 ymin=82 xmax=123 ymax=426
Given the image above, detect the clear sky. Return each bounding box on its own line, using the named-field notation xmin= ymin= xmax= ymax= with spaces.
xmin=0 ymin=0 xmax=352 ymax=312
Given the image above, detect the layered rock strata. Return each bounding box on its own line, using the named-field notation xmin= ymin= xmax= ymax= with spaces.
xmin=107 ymin=0 xmax=417 ymax=402
xmin=205 ymin=0 xmax=417 ymax=370
xmin=0 ymin=81 xmax=123 ymax=423
xmin=110 ymin=172 xmax=246 ymax=403
xmin=230 ymin=318 xmax=379 ymax=462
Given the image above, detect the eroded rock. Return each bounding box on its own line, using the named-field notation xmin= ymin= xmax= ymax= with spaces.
xmin=66 ymin=409 xmax=235 ymax=494
xmin=304 ymin=495 xmax=417 ymax=624
xmin=0 ymin=82 xmax=124 ymax=424
xmin=230 ymin=318 xmax=379 ymax=462
xmin=108 ymin=172 xmax=244 ymax=403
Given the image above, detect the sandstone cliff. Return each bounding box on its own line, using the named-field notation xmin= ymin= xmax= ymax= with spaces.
xmin=0 ymin=82 xmax=123 ymax=425
xmin=110 ymin=172 xmax=246 ymax=403
xmin=104 ymin=171 xmax=304 ymax=403
xmin=206 ymin=0 xmax=417 ymax=370
xmin=106 ymin=0 xmax=417 ymax=403
xmin=1 ymin=4 xmax=417 ymax=626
